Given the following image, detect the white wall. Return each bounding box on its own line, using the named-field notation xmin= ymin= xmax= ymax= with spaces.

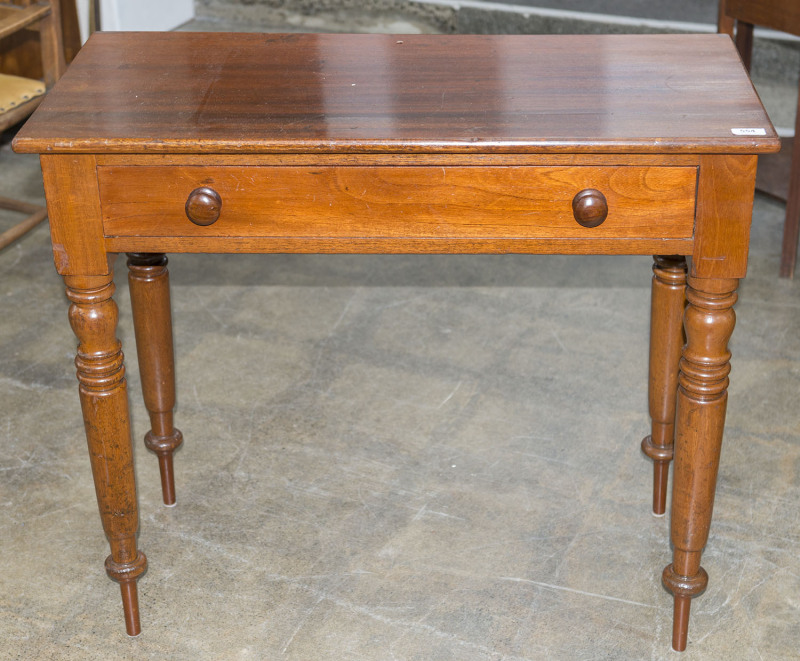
xmin=75 ymin=0 xmax=90 ymax=42
xmin=75 ymin=0 xmax=195 ymax=40
xmin=100 ymin=0 xmax=195 ymax=31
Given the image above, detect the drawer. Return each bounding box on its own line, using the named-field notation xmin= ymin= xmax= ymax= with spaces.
xmin=98 ymin=165 xmax=697 ymax=240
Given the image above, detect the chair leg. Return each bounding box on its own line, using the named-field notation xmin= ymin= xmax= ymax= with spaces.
xmin=0 ymin=196 xmax=48 ymax=250
xmin=717 ymin=0 xmax=735 ymax=37
xmin=734 ymin=21 xmax=754 ymax=71
xmin=39 ymin=0 xmax=67 ymax=86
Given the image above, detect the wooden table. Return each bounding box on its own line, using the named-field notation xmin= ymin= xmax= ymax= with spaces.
xmin=13 ymin=32 xmax=779 ymax=652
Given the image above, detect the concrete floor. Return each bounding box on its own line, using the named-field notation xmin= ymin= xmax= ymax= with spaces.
xmin=3 ymin=16 xmax=800 ymax=661
xmin=478 ymin=1 xmax=718 ymax=24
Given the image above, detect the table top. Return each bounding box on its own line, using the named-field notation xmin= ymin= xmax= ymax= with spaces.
xmin=14 ymin=32 xmax=779 ymax=156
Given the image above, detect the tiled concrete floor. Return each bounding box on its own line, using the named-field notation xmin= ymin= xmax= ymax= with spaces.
xmin=2 ymin=21 xmax=800 ymax=661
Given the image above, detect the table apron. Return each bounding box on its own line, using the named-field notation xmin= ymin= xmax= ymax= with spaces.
xmin=98 ymin=164 xmax=697 ymax=252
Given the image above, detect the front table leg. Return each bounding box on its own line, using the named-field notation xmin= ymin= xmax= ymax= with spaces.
xmin=65 ymin=272 xmax=147 ymax=636
xmin=662 ymin=276 xmax=737 ymax=651
xmin=127 ymin=253 xmax=183 ymax=506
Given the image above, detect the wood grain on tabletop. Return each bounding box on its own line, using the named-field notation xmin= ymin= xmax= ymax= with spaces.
xmin=13 ymin=32 xmax=779 ymax=155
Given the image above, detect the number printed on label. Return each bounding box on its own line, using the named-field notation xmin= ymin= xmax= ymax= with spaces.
xmin=731 ymin=128 xmax=767 ymax=136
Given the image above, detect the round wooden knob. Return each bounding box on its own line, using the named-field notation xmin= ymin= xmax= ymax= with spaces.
xmin=185 ymin=187 xmax=222 ymax=226
xmin=572 ymin=189 xmax=608 ymax=228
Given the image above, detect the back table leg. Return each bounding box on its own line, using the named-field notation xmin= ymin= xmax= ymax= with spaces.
xmin=127 ymin=253 xmax=183 ymax=506
xmin=65 ymin=272 xmax=147 ymax=636
xmin=642 ymin=255 xmax=687 ymax=515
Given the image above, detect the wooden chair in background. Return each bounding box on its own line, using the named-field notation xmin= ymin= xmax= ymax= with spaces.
xmin=0 ymin=0 xmax=66 ymax=250
xmin=719 ymin=0 xmax=800 ymax=277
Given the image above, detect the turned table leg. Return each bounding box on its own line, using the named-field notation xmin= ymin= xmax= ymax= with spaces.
xmin=127 ymin=253 xmax=183 ymax=506
xmin=65 ymin=271 xmax=147 ymax=636
xmin=662 ymin=276 xmax=737 ymax=652
xmin=642 ymin=255 xmax=687 ymax=515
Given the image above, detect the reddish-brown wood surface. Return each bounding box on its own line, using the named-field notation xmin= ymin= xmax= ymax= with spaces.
xmin=65 ymin=268 xmax=146 ymax=636
xmin=13 ymin=32 xmax=779 ymax=155
xmin=39 ymin=155 xmax=107 ymax=275
xmin=92 ymin=152 xmax=699 ymax=264
xmin=664 ymin=275 xmax=739 ymax=652
xmin=11 ymin=31 xmax=782 ymax=651
xmin=642 ymin=255 xmax=687 ymax=515
xmin=127 ymin=254 xmax=182 ymax=506
xmin=98 ymin=165 xmax=697 ymax=239
xmin=692 ymin=155 xmax=758 ymax=279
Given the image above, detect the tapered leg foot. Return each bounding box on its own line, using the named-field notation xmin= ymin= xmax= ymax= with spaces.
xmin=66 ymin=269 xmax=147 ymax=635
xmin=663 ymin=563 xmax=708 ymax=651
xmin=121 ymin=581 xmax=141 ymax=637
xmin=641 ymin=433 xmax=673 ymax=516
xmin=642 ymin=255 xmax=687 ymax=515
xmin=663 ymin=276 xmax=737 ymax=651
xmin=107 ymin=551 xmax=148 ymax=636
xmin=127 ymin=253 xmax=183 ymax=506
xmin=146 ymin=428 xmax=183 ymax=506
xmin=672 ymin=595 xmax=691 ymax=652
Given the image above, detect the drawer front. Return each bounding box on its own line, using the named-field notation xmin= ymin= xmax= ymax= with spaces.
xmin=99 ymin=165 xmax=696 ymax=240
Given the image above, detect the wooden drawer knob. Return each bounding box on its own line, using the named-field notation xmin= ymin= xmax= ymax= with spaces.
xmin=572 ymin=189 xmax=608 ymax=228
xmin=185 ymin=187 xmax=222 ymax=226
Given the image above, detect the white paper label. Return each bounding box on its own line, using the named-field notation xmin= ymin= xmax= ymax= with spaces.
xmin=731 ymin=128 xmax=767 ymax=136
